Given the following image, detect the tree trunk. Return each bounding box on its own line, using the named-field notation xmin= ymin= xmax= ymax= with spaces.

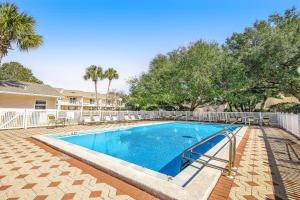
xmin=190 ymin=106 xmax=196 ymax=111
xmin=106 ymin=79 xmax=112 ymax=109
xmin=94 ymin=81 xmax=98 ymax=110
xmin=240 ymin=105 xmax=245 ymax=112
xmin=292 ymin=93 xmax=300 ymax=101
xmin=190 ymin=100 xmax=197 ymax=111
xmin=0 ymin=53 xmax=3 ymax=66
xmin=107 ymin=79 xmax=112 ymax=94
xmin=234 ymin=105 xmax=240 ymax=112
xmin=247 ymin=102 xmax=252 ymax=112
xmin=228 ymin=104 xmax=233 ymax=112
xmin=260 ymin=96 xmax=268 ymax=111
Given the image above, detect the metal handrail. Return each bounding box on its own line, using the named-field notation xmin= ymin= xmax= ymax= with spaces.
xmin=181 ymin=129 xmax=234 ymax=174
xmin=222 ymin=119 xmax=243 ymax=165
xmin=180 ymin=119 xmax=241 ymax=175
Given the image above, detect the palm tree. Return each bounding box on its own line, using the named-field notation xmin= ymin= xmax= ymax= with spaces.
xmin=83 ymin=65 xmax=104 ymax=110
xmin=104 ymin=68 xmax=119 ymax=109
xmin=104 ymin=68 xmax=119 ymax=94
xmin=0 ymin=3 xmax=43 ymax=65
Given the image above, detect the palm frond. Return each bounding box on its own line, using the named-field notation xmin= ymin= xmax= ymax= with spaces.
xmin=104 ymin=67 xmax=119 ymax=80
xmin=0 ymin=2 xmax=43 ymax=58
xmin=83 ymin=65 xmax=104 ymax=81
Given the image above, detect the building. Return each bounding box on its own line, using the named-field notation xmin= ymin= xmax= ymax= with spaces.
xmin=0 ymin=81 xmax=125 ymax=110
xmin=55 ymin=88 xmax=125 ymax=111
xmin=263 ymin=96 xmax=299 ymax=109
xmin=0 ymin=80 xmax=61 ymax=109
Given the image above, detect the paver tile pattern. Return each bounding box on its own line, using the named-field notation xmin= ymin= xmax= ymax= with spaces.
xmin=0 ymin=122 xmax=299 ymax=200
xmin=211 ymin=127 xmax=300 ymax=200
xmin=229 ymin=127 xmax=275 ymax=200
xmin=0 ymin=122 xmax=158 ymax=200
xmin=261 ymin=127 xmax=300 ymax=200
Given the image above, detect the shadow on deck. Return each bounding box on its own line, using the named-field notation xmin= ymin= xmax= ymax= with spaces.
xmin=260 ymin=127 xmax=300 ymax=200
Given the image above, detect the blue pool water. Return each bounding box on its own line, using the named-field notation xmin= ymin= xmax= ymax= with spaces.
xmin=57 ymin=122 xmax=240 ymax=176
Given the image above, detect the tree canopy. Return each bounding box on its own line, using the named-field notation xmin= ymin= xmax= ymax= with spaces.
xmin=0 ymin=62 xmax=42 ymax=84
xmin=128 ymin=40 xmax=223 ymax=110
xmin=222 ymin=7 xmax=300 ymax=111
xmin=128 ymin=8 xmax=300 ymax=111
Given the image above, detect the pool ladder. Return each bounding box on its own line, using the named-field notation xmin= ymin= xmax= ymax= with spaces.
xmin=180 ymin=128 xmax=238 ymax=176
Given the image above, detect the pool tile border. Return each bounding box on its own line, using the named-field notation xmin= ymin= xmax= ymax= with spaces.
xmin=33 ymin=134 xmax=190 ymax=200
xmin=45 ymin=121 xmax=172 ymax=138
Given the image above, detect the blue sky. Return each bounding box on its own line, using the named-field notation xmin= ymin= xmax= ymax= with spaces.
xmin=4 ymin=0 xmax=300 ymax=93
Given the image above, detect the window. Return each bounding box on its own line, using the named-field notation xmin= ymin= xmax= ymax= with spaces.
xmin=35 ymin=100 xmax=46 ymax=109
xmin=69 ymin=97 xmax=76 ymax=104
xmin=90 ymin=99 xmax=95 ymax=104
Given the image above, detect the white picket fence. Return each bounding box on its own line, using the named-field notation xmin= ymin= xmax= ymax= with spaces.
xmin=0 ymin=108 xmax=299 ymax=137
xmin=276 ymin=113 xmax=300 ymax=138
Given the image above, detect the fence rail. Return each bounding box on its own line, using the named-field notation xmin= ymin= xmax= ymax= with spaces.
xmin=0 ymin=109 xmax=299 ymax=137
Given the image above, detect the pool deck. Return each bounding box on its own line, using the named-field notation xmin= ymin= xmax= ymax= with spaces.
xmin=0 ymin=121 xmax=299 ymax=200
xmin=209 ymin=126 xmax=300 ymax=200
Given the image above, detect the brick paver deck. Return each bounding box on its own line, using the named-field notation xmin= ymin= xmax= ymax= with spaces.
xmin=0 ymin=122 xmax=158 ymax=200
xmin=262 ymin=127 xmax=300 ymax=200
xmin=0 ymin=123 xmax=299 ymax=200
xmin=210 ymin=127 xmax=300 ymax=200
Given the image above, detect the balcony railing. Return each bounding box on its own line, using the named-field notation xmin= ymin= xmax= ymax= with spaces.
xmin=57 ymin=100 xmax=81 ymax=105
xmin=57 ymin=100 xmax=125 ymax=108
xmin=82 ymin=102 xmax=125 ymax=108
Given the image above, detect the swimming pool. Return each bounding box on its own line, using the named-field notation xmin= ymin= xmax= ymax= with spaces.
xmin=56 ymin=122 xmax=240 ymax=176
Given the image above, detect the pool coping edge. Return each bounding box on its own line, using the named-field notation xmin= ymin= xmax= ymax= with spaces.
xmin=32 ymin=123 xmax=247 ymax=200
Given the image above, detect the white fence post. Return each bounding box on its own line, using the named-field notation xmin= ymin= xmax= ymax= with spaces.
xmin=259 ymin=112 xmax=262 ymax=125
xmin=298 ymin=113 xmax=300 ymax=137
xmin=55 ymin=109 xmax=59 ymax=119
xmin=24 ymin=109 xmax=27 ymax=129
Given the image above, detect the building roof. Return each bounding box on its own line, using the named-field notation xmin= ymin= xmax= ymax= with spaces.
xmin=264 ymin=96 xmax=299 ymax=108
xmin=56 ymin=88 xmax=120 ymax=100
xmin=0 ymin=80 xmax=62 ymax=98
